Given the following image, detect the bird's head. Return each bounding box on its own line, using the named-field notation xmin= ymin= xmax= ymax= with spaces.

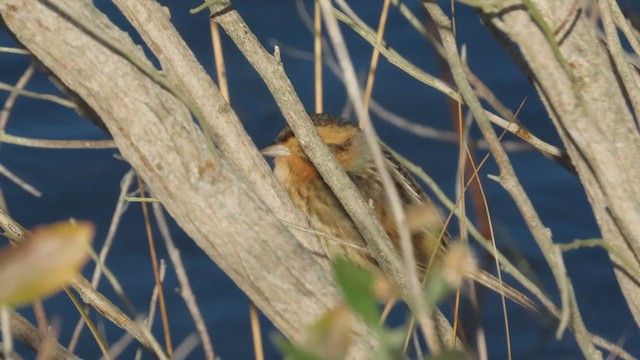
xmin=261 ymin=114 xmax=372 ymax=182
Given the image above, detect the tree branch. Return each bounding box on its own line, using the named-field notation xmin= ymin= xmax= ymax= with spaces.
xmin=480 ymin=0 xmax=640 ymax=328
xmin=0 ymin=0 xmax=378 ymax=356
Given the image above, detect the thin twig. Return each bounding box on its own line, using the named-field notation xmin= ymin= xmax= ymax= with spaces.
xmin=65 ymin=288 xmax=111 ymax=360
xmin=31 ymin=301 xmax=48 ymax=333
xmin=152 ymin=203 xmax=216 ymax=360
xmin=451 ymin=3 xmax=466 ymax=348
xmin=0 ymin=82 xmax=75 ymax=108
xmin=0 ymin=64 xmax=35 ymax=130
xmin=136 ymin=174 xmax=173 ymax=356
xmin=332 ymin=5 xmax=566 ymax=161
xmin=464 ymin=145 xmax=512 ymax=358
xmin=389 ymin=0 xmax=445 ymax=56
xmin=0 ymin=47 xmax=30 ymax=55
xmin=598 ymin=0 xmax=640 ymax=121
xmin=1 ymin=133 xmax=117 ymax=149
xmin=1 ymin=306 xmax=13 ymax=358
xmin=370 ymin=99 xmax=531 ymax=151
xmin=279 ymin=218 xmax=368 ymax=252
xmin=134 ymin=262 xmax=166 ymax=360
xmin=104 ymin=332 xmax=134 ymax=360
xmin=125 ymin=197 xmax=160 ymax=203
xmin=0 ymin=163 xmax=41 ymax=197
xmin=609 ymin=0 xmax=640 ymax=58
xmin=136 ymin=319 xmax=169 ymax=360
xmin=147 ymin=262 xmax=167 ymax=331
xmin=9 ymin=310 xmax=77 ymax=360
xmin=170 ymin=333 xmax=200 ymax=360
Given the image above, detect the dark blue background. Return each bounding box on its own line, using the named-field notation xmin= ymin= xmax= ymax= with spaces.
xmin=1 ymin=0 xmax=639 ymax=359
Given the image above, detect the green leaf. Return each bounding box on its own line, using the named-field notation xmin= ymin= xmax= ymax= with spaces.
xmin=332 ymin=256 xmax=380 ymax=326
xmin=273 ymin=335 xmax=321 ymax=360
xmin=424 ymin=277 xmax=451 ymax=307
xmin=273 ymin=303 xmax=353 ymax=360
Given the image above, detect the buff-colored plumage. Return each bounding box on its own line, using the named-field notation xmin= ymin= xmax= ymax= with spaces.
xmin=262 ymin=114 xmax=535 ymax=311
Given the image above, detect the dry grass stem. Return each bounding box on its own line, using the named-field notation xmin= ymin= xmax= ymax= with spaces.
xmin=314 ymin=0 xmax=323 ymax=113
xmin=249 ymin=303 xmax=264 ymax=360
xmin=134 ymin=262 xmax=166 ymax=360
xmin=362 ymin=0 xmax=391 ymax=109
xmin=152 ymin=203 xmax=216 ymax=360
xmin=136 ymin=174 xmax=173 ymax=356
xmin=465 ymin=145 xmax=512 ymax=359
xmin=209 ymin=21 xmax=229 ymax=101
xmin=69 ymin=170 xmax=134 ymax=352
xmin=65 ymin=288 xmax=111 ymax=360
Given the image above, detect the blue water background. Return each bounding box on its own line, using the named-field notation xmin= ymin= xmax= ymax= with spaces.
xmin=1 ymin=0 xmax=639 ymax=359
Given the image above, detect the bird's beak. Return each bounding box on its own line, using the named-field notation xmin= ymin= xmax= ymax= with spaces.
xmin=260 ymin=144 xmax=291 ymax=157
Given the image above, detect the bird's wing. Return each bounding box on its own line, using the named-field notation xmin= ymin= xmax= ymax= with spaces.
xmin=380 ymin=145 xmax=430 ymax=205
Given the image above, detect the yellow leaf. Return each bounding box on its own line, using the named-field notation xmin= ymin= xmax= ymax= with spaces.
xmin=301 ymin=303 xmax=353 ymax=360
xmin=0 ymin=220 xmax=94 ymax=307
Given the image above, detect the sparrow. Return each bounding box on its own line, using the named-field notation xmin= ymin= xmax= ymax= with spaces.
xmin=262 ymin=113 xmax=535 ymax=311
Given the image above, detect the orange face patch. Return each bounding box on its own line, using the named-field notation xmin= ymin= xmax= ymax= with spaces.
xmin=317 ymin=126 xmax=357 ymax=146
xmin=278 ymin=155 xmax=319 ymax=183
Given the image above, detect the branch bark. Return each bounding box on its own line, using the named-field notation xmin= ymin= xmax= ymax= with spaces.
xmin=0 ymin=0 xmax=379 ymax=356
xmin=480 ymin=0 xmax=640 ymax=325
xmin=9 ymin=310 xmax=78 ymax=360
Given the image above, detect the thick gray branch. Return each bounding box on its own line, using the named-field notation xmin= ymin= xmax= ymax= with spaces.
xmin=483 ymin=1 xmax=640 ymax=325
xmin=0 ymin=0 xmax=378 ymax=355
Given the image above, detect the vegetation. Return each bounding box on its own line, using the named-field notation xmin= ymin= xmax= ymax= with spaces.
xmin=0 ymin=0 xmax=639 ymax=359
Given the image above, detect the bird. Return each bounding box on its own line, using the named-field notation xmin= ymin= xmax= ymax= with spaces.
xmin=261 ymin=113 xmax=535 ymax=311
